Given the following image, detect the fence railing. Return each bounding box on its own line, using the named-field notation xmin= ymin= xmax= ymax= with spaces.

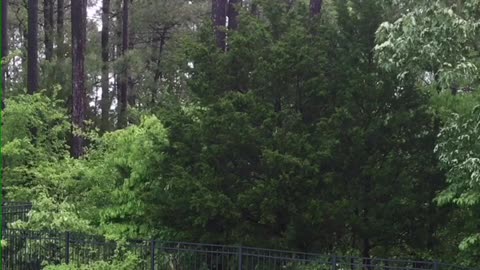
xmin=2 ymin=228 xmax=477 ymax=270
xmin=1 ymin=202 xmax=478 ymax=270
xmin=2 ymin=201 xmax=32 ymax=228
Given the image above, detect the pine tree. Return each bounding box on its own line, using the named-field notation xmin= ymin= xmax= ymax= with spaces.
xmin=2 ymin=0 xmax=9 ymax=106
xmin=228 ymin=0 xmax=240 ymax=31
xmin=100 ymin=0 xmax=111 ymax=133
xmin=71 ymin=0 xmax=88 ymax=158
xmin=214 ymin=0 xmax=227 ymax=50
xmin=117 ymin=0 xmax=129 ymax=128
xmin=56 ymin=0 xmax=65 ymax=60
xmin=44 ymin=0 xmax=54 ymax=61
xmin=309 ymin=0 xmax=323 ymax=16
xmin=27 ymin=0 xmax=39 ymax=94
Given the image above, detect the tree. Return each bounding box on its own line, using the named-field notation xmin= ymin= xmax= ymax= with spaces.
xmin=126 ymin=0 xmax=206 ymax=106
xmin=2 ymin=93 xmax=71 ymax=201
xmin=2 ymin=0 xmax=9 ymax=106
xmin=44 ymin=0 xmax=54 ymax=61
xmin=375 ymin=0 xmax=479 ymax=93
xmin=310 ymin=0 xmax=323 ymax=16
xmin=71 ymin=0 xmax=88 ymax=158
xmin=117 ymin=0 xmax=129 ymax=128
xmin=56 ymin=0 xmax=64 ymax=60
xmin=436 ymin=103 xmax=480 ymax=263
xmin=27 ymin=0 xmax=39 ymax=94
xmin=228 ymin=0 xmax=240 ymax=31
xmin=87 ymin=116 xmax=170 ymax=239
xmin=144 ymin=1 xmax=450 ymax=259
xmin=4 ymin=0 xmax=479 ymax=264
xmin=100 ymin=0 xmax=111 ymax=133
xmin=127 ymin=0 xmax=135 ymax=108
xmin=214 ymin=0 xmax=227 ymax=50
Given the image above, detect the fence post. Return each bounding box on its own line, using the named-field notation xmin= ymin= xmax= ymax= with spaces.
xmin=433 ymin=261 xmax=439 ymax=270
xmin=65 ymin=231 xmax=71 ymax=264
xmin=151 ymin=240 xmax=155 ymax=270
xmin=238 ymin=245 xmax=243 ymax=270
xmin=332 ymin=255 xmax=337 ymax=270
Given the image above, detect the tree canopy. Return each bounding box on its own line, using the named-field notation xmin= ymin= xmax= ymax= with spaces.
xmin=2 ymin=0 xmax=480 ymax=266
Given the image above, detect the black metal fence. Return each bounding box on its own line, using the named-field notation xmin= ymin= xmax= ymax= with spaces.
xmin=2 ymin=201 xmax=32 ymax=229
xmin=1 ymin=202 xmax=478 ymax=270
xmin=2 ymin=228 xmax=477 ymax=270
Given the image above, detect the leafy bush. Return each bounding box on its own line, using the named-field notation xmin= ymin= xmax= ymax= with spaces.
xmin=43 ymin=252 xmax=141 ymax=270
xmin=2 ymin=94 xmax=170 ymax=239
xmin=435 ymin=105 xmax=480 ymax=261
xmin=2 ymin=93 xmax=71 ymax=201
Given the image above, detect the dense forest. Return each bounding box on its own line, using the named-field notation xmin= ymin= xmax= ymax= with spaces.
xmin=1 ymin=0 xmax=480 ymax=267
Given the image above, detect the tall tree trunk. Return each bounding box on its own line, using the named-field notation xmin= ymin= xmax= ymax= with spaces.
xmin=115 ymin=11 xmax=122 ymax=126
xmin=117 ymin=0 xmax=129 ymax=128
xmin=2 ymin=0 xmax=9 ymax=107
xmin=44 ymin=0 xmax=54 ymax=61
xmin=211 ymin=0 xmax=216 ymax=21
xmin=309 ymin=0 xmax=323 ymax=16
xmin=56 ymin=0 xmax=64 ymax=60
xmin=71 ymin=0 xmax=87 ymax=158
xmin=127 ymin=0 xmax=135 ymax=107
xmin=100 ymin=0 xmax=111 ymax=133
xmin=20 ymin=24 xmax=27 ymax=85
xmin=56 ymin=0 xmax=66 ymax=94
xmin=251 ymin=1 xmax=258 ymax=17
xmin=27 ymin=0 xmax=39 ymax=94
xmin=227 ymin=0 xmax=240 ymax=31
xmin=150 ymin=30 xmax=167 ymax=106
xmin=213 ymin=0 xmax=227 ymax=51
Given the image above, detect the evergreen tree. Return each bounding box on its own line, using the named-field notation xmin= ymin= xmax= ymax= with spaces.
xmin=3 ymin=0 xmax=480 ymax=265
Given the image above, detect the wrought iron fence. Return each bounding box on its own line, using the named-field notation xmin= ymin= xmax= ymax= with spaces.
xmin=2 ymin=228 xmax=478 ymax=270
xmin=2 ymin=201 xmax=32 ymax=228
xmin=1 ymin=202 xmax=477 ymax=270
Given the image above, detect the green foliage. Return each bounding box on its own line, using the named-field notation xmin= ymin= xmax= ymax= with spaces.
xmin=4 ymin=0 xmax=480 ymax=266
xmin=152 ymin=93 xmax=321 ymax=247
xmin=2 ymin=92 xmax=71 ymax=201
xmin=435 ymin=105 xmax=480 ymax=262
xmin=374 ymin=0 xmax=480 ymax=261
xmin=430 ymin=91 xmax=480 ymax=120
xmin=1 ymin=93 xmax=170 ymax=238
xmin=142 ymin=0 xmax=452 ymax=260
xmin=10 ymin=194 xmax=94 ymax=233
xmin=375 ymin=0 xmax=480 ymax=90
xmin=436 ymin=106 xmax=480 ymax=204
xmin=43 ymin=252 xmax=141 ymax=270
xmin=84 ymin=115 xmax=170 ymax=239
